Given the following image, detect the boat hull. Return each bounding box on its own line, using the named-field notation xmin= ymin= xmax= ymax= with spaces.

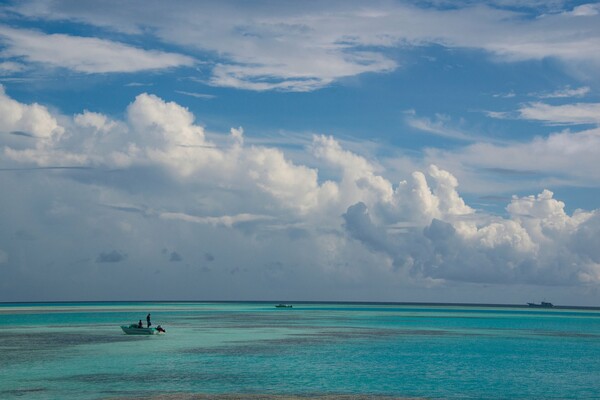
xmin=527 ymin=302 xmax=554 ymax=308
xmin=121 ymin=325 xmax=161 ymax=335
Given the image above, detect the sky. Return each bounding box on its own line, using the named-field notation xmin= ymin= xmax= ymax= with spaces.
xmin=1 ymin=0 xmax=600 ymax=305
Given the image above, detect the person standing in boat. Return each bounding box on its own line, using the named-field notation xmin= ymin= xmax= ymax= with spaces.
xmin=137 ymin=320 xmax=143 ymax=328
xmin=146 ymin=313 xmax=151 ymax=328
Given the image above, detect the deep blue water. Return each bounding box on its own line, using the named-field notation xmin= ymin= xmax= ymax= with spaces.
xmin=1 ymin=302 xmax=599 ymax=399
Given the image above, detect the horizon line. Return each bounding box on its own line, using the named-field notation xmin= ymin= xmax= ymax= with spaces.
xmin=1 ymin=299 xmax=599 ymax=310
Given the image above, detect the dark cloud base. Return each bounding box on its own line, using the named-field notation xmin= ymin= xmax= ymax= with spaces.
xmin=96 ymin=250 xmax=128 ymax=263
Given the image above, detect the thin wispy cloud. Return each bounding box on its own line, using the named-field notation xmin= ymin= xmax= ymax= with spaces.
xmin=486 ymin=101 xmax=600 ymax=126
xmin=160 ymin=212 xmax=273 ymax=228
xmin=404 ymin=110 xmax=508 ymax=144
xmin=0 ymin=26 xmax=194 ymax=73
xmin=518 ymin=102 xmax=600 ymax=125
xmin=175 ymin=90 xmax=215 ymax=99
xmin=493 ymin=91 xmax=516 ymax=99
xmin=8 ymin=1 xmax=600 ymax=91
xmin=0 ymin=61 xmax=26 ymax=74
xmin=0 ymin=166 xmax=93 ymax=171
xmin=405 ymin=111 xmax=474 ymax=141
xmin=125 ymin=82 xmax=153 ymax=87
xmin=532 ymin=86 xmax=590 ymax=99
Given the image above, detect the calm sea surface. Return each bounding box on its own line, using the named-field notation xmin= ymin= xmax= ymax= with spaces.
xmin=1 ymin=302 xmax=599 ymax=399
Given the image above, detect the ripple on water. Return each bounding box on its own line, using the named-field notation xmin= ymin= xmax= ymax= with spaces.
xmin=181 ymin=326 xmax=471 ymax=357
xmin=101 ymin=394 xmax=424 ymax=400
xmin=0 ymin=388 xmax=47 ymax=397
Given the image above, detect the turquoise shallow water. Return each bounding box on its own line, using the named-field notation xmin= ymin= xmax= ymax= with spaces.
xmin=1 ymin=302 xmax=599 ymax=399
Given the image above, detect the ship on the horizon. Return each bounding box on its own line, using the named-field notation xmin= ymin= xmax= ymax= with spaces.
xmin=527 ymin=301 xmax=554 ymax=308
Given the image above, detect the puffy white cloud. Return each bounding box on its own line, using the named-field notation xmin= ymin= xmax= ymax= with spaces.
xmin=3 ymin=89 xmax=340 ymax=215
xmin=74 ymin=110 xmax=117 ymax=133
xmin=397 ymin=171 xmax=441 ymax=223
xmin=244 ymin=145 xmax=339 ymax=214
xmin=0 ymin=26 xmax=194 ymax=73
xmin=427 ymin=165 xmax=473 ymax=217
xmin=123 ymin=94 xmax=339 ymax=213
xmin=569 ymin=213 xmax=600 ymax=274
xmin=568 ymin=3 xmax=600 ymax=17
xmin=312 ymin=134 xmax=393 ymax=212
xmin=124 ymin=92 xmax=219 ymax=175
xmin=0 ymin=84 xmax=63 ymax=139
xmin=0 ymin=84 xmax=86 ymax=167
xmin=380 ymin=165 xmax=475 ymax=228
xmin=1 ymin=87 xmax=599 ymax=296
xmin=474 ymin=220 xmax=536 ymax=254
xmin=507 ymin=189 xmax=593 ymax=243
xmin=127 ymin=93 xmax=206 ymax=147
xmin=343 ymin=188 xmax=598 ymax=285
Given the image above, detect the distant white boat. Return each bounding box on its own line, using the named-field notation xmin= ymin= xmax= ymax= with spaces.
xmin=527 ymin=301 xmax=554 ymax=308
xmin=121 ymin=324 xmax=165 ymax=335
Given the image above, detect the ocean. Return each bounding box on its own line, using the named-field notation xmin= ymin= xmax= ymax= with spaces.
xmin=1 ymin=302 xmax=599 ymax=399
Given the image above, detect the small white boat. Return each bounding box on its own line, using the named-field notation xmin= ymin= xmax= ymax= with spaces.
xmin=527 ymin=301 xmax=554 ymax=308
xmin=121 ymin=324 xmax=164 ymax=335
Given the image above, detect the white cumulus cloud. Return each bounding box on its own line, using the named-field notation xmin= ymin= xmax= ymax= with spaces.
xmin=0 ymin=84 xmax=63 ymax=139
xmin=1 ymin=87 xmax=599 ymax=295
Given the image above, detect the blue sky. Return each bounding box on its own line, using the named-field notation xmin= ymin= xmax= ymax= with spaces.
xmin=1 ymin=0 xmax=600 ymax=305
